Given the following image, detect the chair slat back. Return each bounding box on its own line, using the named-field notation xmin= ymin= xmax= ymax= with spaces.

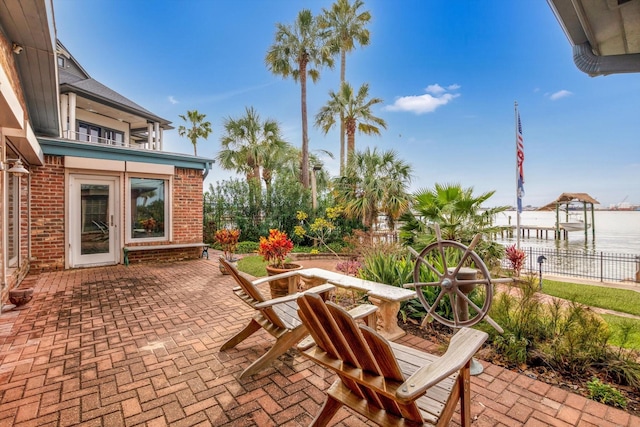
xmin=221 ymin=257 xmax=286 ymax=329
xmin=297 ymin=293 xmax=424 ymax=423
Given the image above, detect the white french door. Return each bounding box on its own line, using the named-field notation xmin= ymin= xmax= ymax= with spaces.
xmin=69 ymin=175 xmax=119 ymax=267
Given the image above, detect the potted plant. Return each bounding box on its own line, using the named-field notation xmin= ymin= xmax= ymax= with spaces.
xmin=215 ymin=228 xmax=241 ymax=274
xmin=258 ymin=229 xmax=302 ymax=298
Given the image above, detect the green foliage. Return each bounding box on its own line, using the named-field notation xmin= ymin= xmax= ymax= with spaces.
xmin=399 ymin=182 xmax=508 ymax=269
xmin=483 ymin=275 xmax=640 ymax=390
xmin=333 ymin=147 xmax=412 ymax=230
xmin=236 ymin=241 xmax=259 ymax=254
xmin=203 ymin=175 xmax=312 ymax=242
xmin=587 ymin=378 xmax=627 ymax=409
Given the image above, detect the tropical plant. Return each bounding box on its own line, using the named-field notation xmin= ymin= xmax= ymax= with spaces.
xmin=399 ymin=182 xmax=510 ymax=267
xmin=333 ymin=147 xmax=412 ymax=231
xmin=178 ymin=110 xmax=212 ymax=156
xmin=217 ymin=106 xmax=291 ymax=211
xmin=505 ymin=244 xmax=526 ymax=277
xmin=258 ymin=229 xmax=295 ymax=268
xmin=315 ymin=82 xmax=386 ymax=163
xmin=265 ymin=9 xmax=334 ymax=188
xmin=318 ymin=0 xmax=371 ymax=174
xmin=293 ymin=209 xmax=342 ymax=257
xmin=215 ymin=228 xmax=241 ymax=261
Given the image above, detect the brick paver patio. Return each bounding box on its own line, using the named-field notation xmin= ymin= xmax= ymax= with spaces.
xmin=1 ymin=258 xmax=638 ymax=426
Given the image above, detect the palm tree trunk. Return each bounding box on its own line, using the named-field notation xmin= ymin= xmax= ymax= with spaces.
xmin=300 ymin=61 xmax=310 ymax=189
xmin=339 ymin=49 xmax=346 ymax=176
xmin=346 ymin=119 xmax=356 ymax=163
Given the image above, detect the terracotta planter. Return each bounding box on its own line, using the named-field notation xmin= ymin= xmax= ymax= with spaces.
xmin=265 ymin=263 xmax=303 ymax=299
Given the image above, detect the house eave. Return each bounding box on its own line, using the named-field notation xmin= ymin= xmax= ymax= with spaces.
xmin=38 ymin=137 xmax=214 ymax=171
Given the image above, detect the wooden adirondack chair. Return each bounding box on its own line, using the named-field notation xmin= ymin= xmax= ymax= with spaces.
xmin=219 ymin=257 xmax=377 ymax=379
xmin=296 ymin=292 xmax=489 ymax=427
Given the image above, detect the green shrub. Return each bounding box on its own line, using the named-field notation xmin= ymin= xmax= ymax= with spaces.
xmin=586 ymin=378 xmax=627 ymax=409
xmin=236 ymin=241 xmax=259 ymax=254
xmin=484 ymin=275 xmax=640 ymax=389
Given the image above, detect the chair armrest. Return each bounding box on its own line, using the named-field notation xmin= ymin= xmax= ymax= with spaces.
xmin=255 ymin=284 xmax=336 ymax=309
xmin=396 ymin=328 xmax=488 ymax=400
xmin=251 ymin=270 xmax=308 ymax=287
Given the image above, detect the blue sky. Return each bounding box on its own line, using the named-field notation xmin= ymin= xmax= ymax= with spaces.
xmin=53 ymin=0 xmax=640 ymax=208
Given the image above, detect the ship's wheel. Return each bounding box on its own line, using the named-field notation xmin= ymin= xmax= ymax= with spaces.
xmin=406 ymin=224 xmax=505 ymax=333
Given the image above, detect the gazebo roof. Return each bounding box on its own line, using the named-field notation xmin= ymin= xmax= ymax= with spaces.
xmin=537 ymin=192 xmax=599 ymax=211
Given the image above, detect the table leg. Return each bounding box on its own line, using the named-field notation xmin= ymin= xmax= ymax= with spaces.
xmin=368 ymin=296 xmax=405 ymax=341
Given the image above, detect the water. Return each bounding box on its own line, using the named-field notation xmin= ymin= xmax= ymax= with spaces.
xmin=492 ymin=210 xmax=640 ymax=255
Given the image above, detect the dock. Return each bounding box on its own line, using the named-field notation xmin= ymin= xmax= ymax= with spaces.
xmin=497 ymin=225 xmax=570 ymax=240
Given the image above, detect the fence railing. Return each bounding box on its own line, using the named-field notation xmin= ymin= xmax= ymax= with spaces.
xmin=512 ymin=247 xmax=640 ymax=283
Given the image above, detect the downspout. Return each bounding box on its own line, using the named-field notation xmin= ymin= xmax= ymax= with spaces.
xmin=573 ymin=42 xmax=640 ymax=77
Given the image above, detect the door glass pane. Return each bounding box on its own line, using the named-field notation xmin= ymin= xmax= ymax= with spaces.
xmin=81 ymin=184 xmax=109 ymax=254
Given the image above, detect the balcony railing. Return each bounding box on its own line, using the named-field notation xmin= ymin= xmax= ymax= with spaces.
xmin=63 ymin=130 xmax=159 ymax=150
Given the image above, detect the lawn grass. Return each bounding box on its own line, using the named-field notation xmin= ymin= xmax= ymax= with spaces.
xmin=237 ymin=255 xmax=268 ymax=277
xmin=600 ymin=314 xmax=640 ymax=350
xmin=541 ymin=279 xmax=640 ymax=316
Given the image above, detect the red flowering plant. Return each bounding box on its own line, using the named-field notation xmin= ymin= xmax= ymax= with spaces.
xmin=214 ymin=228 xmax=240 ymax=261
xmin=258 ymin=229 xmax=294 ymax=268
xmin=505 ymin=244 xmax=526 ymax=277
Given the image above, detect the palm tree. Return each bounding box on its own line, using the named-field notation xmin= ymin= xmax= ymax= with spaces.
xmin=265 ymin=9 xmax=334 ymax=189
xmin=178 ymin=110 xmax=212 ymax=156
xmin=315 ymin=82 xmax=386 ymax=163
xmin=319 ymin=0 xmax=371 ymax=174
xmin=333 ymin=147 xmax=412 ymax=230
xmin=216 ymin=106 xmax=288 ymax=188
xmin=399 ymin=182 xmax=510 ymax=245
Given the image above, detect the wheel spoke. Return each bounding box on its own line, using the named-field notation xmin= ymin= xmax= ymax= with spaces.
xmin=412 ymin=281 xmax=446 ymax=288
xmin=454 ymin=289 xmax=486 ymax=314
xmin=450 ymin=293 xmax=460 ymax=325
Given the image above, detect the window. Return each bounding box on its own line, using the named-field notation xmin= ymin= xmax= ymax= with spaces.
xmin=7 ymin=174 xmax=18 ymax=267
xmin=78 ymin=122 xmax=124 ymax=145
xmin=104 ymin=129 xmax=124 ymax=145
xmin=129 ymin=177 xmax=168 ymax=240
xmin=78 ymin=122 xmax=100 ymax=142
xmin=58 ymin=56 xmax=65 ymax=68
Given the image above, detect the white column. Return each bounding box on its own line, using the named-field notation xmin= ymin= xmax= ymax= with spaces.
xmin=159 ymin=128 xmax=163 ymax=151
xmin=60 ymin=94 xmax=68 ymax=138
xmin=68 ymin=93 xmax=76 ymax=140
xmin=153 ymin=122 xmax=160 ymax=151
xmin=147 ymin=122 xmax=153 ymax=149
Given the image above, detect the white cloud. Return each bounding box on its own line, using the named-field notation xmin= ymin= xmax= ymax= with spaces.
xmin=549 ymin=90 xmax=572 ymax=101
xmin=168 ymin=96 xmax=179 ymax=104
xmin=385 ymin=84 xmax=461 ymax=115
xmin=425 ymin=84 xmax=446 ymax=95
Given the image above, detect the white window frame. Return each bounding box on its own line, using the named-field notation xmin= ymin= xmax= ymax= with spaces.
xmin=125 ymin=173 xmax=172 ymax=244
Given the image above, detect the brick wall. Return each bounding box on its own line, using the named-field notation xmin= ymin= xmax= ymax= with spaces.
xmin=30 ymin=155 xmax=66 ymax=271
xmin=172 ymin=167 xmax=204 ymax=243
xmin=28 ymin=158 xmax=205 ymax=271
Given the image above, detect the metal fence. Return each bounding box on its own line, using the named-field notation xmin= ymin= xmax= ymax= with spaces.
xmin=513 ymin=247 xmax=640 ymax=283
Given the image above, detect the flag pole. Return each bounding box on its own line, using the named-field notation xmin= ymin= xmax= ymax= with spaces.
xmin=515 ymin=101 xmax=521 ymax=249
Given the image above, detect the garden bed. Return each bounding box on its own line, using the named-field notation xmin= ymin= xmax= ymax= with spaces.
xmin=400 ymin=320 xmax=640 ymax=418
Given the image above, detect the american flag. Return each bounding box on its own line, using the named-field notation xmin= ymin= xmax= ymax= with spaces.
xmin=516 ymin=110 xmax=525 ymax=213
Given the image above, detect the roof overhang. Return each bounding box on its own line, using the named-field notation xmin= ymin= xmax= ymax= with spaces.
xmin=547 ymin=0 xmax=640 ymax=76
xmin=0 ymin=0 xmax=60 ymax=135
xmin=38 ymin=137 xmax=215 ymax=174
